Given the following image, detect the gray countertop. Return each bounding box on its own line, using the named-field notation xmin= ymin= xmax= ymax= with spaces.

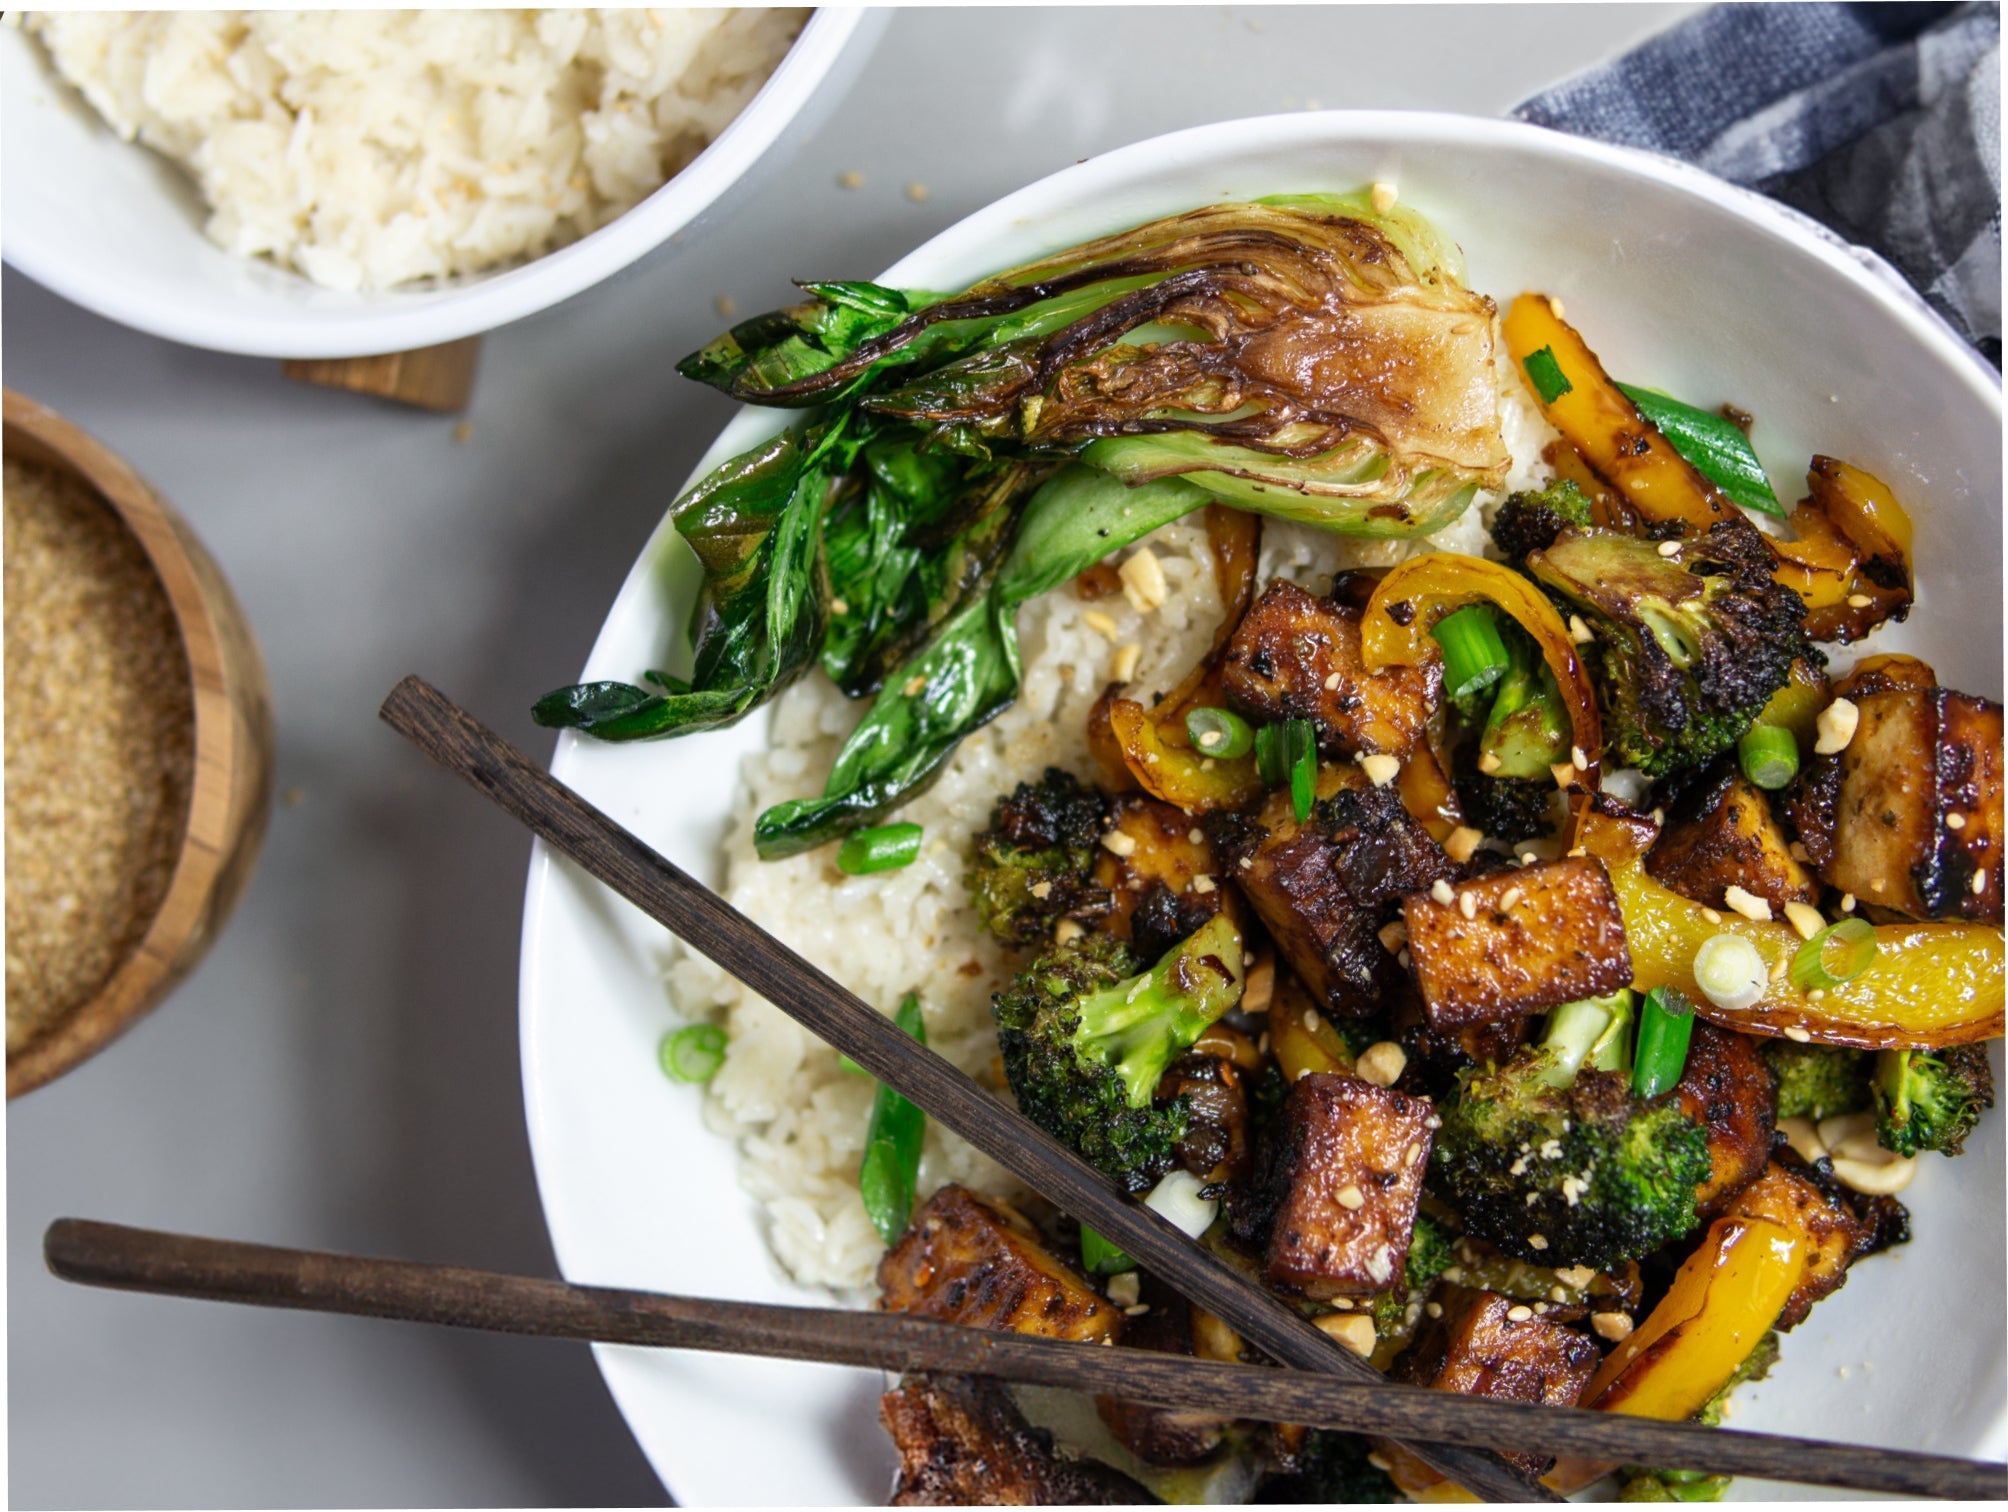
xmin=5 ymin=6 xmax=1695 ymax=1505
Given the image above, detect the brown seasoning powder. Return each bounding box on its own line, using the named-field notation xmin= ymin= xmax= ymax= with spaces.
xmin=5 ymin=458 xmax=195 ymax=1054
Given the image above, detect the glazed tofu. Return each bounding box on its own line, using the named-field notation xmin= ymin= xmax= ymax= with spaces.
xmin=1379 ymin=1287 xmax=1600 ymax=1483
xmin=878 ymin=1185 xmax=1121 ymax=1342
xmin=1094 ymin=1274 xmax=1231 ymax=1467
xmin=1402 ymin=856 xmax=1632 ymax=1029
xmin=1091 ymin=795 xmax=1224 ymax=952
xmin=1261 ymin=1073 xmax=1436 ymax=1299
xmin=1220 ymin=578 xmax=1436 ymax=757
xmin=882 ymin=1374 xmax=1157 ymax=1505
xmin=1647 ymin=766 xmax=1821 ymax=912
xmin=1823 ymin=686 xmax=2004 ymax=923
xmin=1721 ymin=1162 xmax=1868 ymax=1330
xmin=1674 ymin=1022 xmax=1778 ymax=1218
xmin=1211 ymin=780 xmax=1454 ymax=1016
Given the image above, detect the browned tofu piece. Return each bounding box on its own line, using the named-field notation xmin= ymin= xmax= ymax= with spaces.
xmin=1647 ymin=766 xmax=1821 ymax=912
xmin=1210 ymin=779 xmax=1454 ymax=1015
xmin=883 ymin=1374 xmax=1158 ymax=1505
xmin=1824 ymin=686 xmax=2005 ymax=923
xmin=1722 ymin=1161 xmax=1868 ymax=1331
xmin=1402 ymin=856 xmax=1632 ymax=1029
xmin=1674 ymin=1022 xmax=1777 ymax=1218
xmin=1261 ymin=1073 xmax=1436 ymax=1299
xmin=1095 ymin=1275 xmax=1231 ymax=1467
xmin=1091 ymin=795 xmax=1227 ymax=955
xmin=878 ymin=1185 xmax=1121 ymax=1342
xmin=1219 ymin=578 xmax=1436 ymax=757
xmin=1377 ymin=1287 xmax=1600 ymax=1488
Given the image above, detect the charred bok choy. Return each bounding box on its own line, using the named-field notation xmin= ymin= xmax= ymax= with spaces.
xmin=536 ymin=193 xmax=1511 ymax=856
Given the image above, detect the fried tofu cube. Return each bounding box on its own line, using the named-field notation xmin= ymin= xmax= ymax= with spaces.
xmin=878 ymin=1185 xmax=1121 ymax=1342
xmin=1824 ymin=686 xmax=2004 ymax=923
xmin=1220 ymin=578 xmax=1436 ymax=757
xmin=1090 ymin=795 xmax=1227 ymax=953
xmin=1377 ymin=1287 xmax=1600 ymax=1487
xmin=883 ymin=1374 xmax=1157 ymax=1505
xmin=1211 ymin=779 xmax=1453 ymax=1016
xmin=1402 ymin=855 xmax=1632 ymax=1029
xmin=1675 ymin=1022 xmax=1778 ymax=1218
xmin=1647 ymin=767 xmax=1821 ymax=912
xmin=1262 ymin=1073 xmax=1436 ymax=1299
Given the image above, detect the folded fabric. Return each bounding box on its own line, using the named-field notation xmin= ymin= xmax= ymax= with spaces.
xmin=1514 ymin=2 xmax=2001 ymax=365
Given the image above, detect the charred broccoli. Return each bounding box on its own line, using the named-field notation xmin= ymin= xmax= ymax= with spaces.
xmin=1873 ymin=1045 xmax=1996 ymax=1157
xmin=1430 ymin=992 xmax=1709 ymax=1269
xmin=1452 ymin=771 xmax=1558 ymax=845
xmin=967 ymin=768 xmax=1111 ymax=948
xmin=1761 ymin=1040 xmax=1872 ymax=1122
xmin=1252 ymin=1431 xmax=1401 ymax=1504
xmin=1617 ymin=1331 xmax=1780 ymax=1501
xmin=992 ymin=914 xmax=1245 ymax=1192
xmin=1489 ymin=479 xmax=1594 ymax=563
xmin=1405 ymin=1211 xmax=1456 ymax=1292
xmin=1527 ymin=520 xmax=1811 ymax=779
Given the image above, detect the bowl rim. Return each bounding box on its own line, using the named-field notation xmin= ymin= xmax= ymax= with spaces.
xmin=0 ymin=9 xmax=877 ymax=359
xmin=3 ymin=389 xmax=274 ymax=1097
xmin=517 ymin=107 xmax=2005 ymax=1502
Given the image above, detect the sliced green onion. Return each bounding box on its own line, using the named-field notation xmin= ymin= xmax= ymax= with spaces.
xmin=1080 ymin=1224 xmax=1134 ymax=1276
xmin=1737 ymin=723 xmax=1800 ymax=790
xmin=859 ymin=993 xmax=927 ymax=1245
xmin=659 ymin=1023 xmax=727 ymax=1083
xmin=1523 ymin=345 xmax=1573 ymax=405
xmin=1791 ymin=917 xmax=1878 ymax=993
xmin=1616 ymin=382 xmax=1785 ymax=517
xmin=1185 ymin=705 xmax=1254 ymax=759
xmin=1694 ymin=933 xmax=1768 ymax=1013
xmin=1254 ymin=717 xmax=1318 ymax=822
xmin=1632 ymin=986 xmax=1696 ymax=1098
xmin=837 ymin=821 xmax=924 ymax=875
xmin=1431 ymin=604 xmax=1513 ymax=701
xmin=837 ymin=1053 xmax=871 ymax=1077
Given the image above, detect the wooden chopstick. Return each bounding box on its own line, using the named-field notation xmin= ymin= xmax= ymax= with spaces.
xmin=378 ymin=674 xmax=1547 ymax=1502
xmin=45 ymin=1218 xmax=2004 ymax=1501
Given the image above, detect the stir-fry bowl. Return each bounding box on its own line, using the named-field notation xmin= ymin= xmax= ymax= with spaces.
xmin=518 ymin=111 xmax=2003 ymax=1505
xmin=0 ymin=11 xmax=883 ymax=358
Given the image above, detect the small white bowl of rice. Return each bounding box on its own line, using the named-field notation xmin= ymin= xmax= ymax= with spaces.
xmin=0 ymin=9 xmax=883 ymax=357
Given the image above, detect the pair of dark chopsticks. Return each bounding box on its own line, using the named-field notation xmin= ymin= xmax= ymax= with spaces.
xmin=55 ymin=674 xmax=1973 ymax=1501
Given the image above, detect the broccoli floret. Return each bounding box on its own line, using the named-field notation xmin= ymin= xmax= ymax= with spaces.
xmin=967 ymin=768 xmax=1111 ymax=948
xmin=1405 ymin=1211 xmax=1456 ymax=1293
xmin=1252 ymin=1431 xmax=1401 ymax=1504
xmin=1478 ymin=631 xmax=1571 ymax=778
xmin=1760 ymin=1040 xmax=1873 ymax=1122
xmin=991 ymin=914 xmax=1245 ymax=1193
xmin=1873 ymin=1045 xmax=1996 ymax=1157
xmin=1430 ymin=996 xmax=1708 ymax=1269
xmin=1452 ymin=772 xmax=1559 ymax=846
xmin=1527 ymin=520 xmax=1811 ymax=779
xmin=1489 ymin=480 xmax=1595 ymax=563
xmin=1618 ymin=1331 xmax=1780 ymax=1501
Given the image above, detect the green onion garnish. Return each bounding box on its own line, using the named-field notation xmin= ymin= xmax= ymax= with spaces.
xmin=1185 ymin=705 xmax=1254 ymax=759
xmin=1616 ymin=382 xmax=1785 ymax=517
xmin=659 ymin=1023 xmax=727 ymax=1084
xmin=1523 ymin=345 xmax=1573 ymax=405
xmin=837 ymin=821 xmax=924 ymax=875
xmin=1737 ymin=723 xmax=1801 ymax=790
xmin=1693 ymin=933 xmax=1768 ymax=1012
xmin=858 ymin=993 xmax=928 ymax=1245
xmin=1254 ymin=717 xmax=1318 ymax=820
xmin=1632 ymin=986 xmax=1696 ymax=1098
xmin=1080 ymin=1224 xmax=1135 ymax=1276
xmin=1791 ymin=917 xmax=1878 ymax=993
xmin=1431 ymin=604 xmax=1513 ymax=701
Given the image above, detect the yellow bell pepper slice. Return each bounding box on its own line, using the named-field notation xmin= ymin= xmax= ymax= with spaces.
xmin=1503 ymin=294 xmax=1733 ymax=533
xmin=1581 ymin=808 xmax=2005 ymax=1047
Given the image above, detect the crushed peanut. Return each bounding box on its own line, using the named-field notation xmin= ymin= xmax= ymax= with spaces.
xmin=1359 ymin=752 xmax=1401 ymax=787
xmin=1118 ymin=547 xmax=1169 ymax=612
xmin=1814 ymin=697 xmax=1860 ymax=754
xmin=1354 ymin=1041 xmax=1407 ymax=1088
xmin=1081 ymin=609 xmax=1119 ymax=640
xmin=1591 ymin=1312 xmax=1635 ymax=1342
xmin=1723 ymin=885 xmax=1773 ymax=922
xmin=1315 ymin=1312 xmax=1378 ymax=1357
xmin=1370 ymin=180 xmax=1399 ymax=214
xmin=1101 ymin=830 xmax=1138 ymax=858
xmin=1783 ymin=901 xmax=1826 ymax=941
xmin=1444 ymin=825 xmax=1484 ymax=864
xmin=1430 ymin=879 xmax=1456 ymax=905
xmin=1110 ymin=642 xmax=1143 ymax=682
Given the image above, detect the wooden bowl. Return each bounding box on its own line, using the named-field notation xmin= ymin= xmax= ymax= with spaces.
xmin=4 ymin=389 xmax=274 ymax=1097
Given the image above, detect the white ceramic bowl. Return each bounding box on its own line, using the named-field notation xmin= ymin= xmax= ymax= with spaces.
xmin=0 ymin=10 xmax=884 ymax=358
xmin=518 ymin=112 xmax=2004 ymax=1505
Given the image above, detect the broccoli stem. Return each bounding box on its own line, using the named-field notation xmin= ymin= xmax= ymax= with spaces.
xmin=1535 ymin=990 xmax=1635 ymax=1088
xmin=1074 ymin=913 xmax=1244 ymax=1106
xmin=1479 ymin=631 xmax=1572 ymax=779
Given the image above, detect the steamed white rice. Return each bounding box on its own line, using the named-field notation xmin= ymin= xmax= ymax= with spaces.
xmin=669 ymin=340 xmax=1561 ymax=1294
xmin=20 ymin=9 xmax=806 ymax=291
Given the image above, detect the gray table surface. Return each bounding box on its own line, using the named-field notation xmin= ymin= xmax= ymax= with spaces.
xmin=6 ymin=6 xmax=1697 ymax=1506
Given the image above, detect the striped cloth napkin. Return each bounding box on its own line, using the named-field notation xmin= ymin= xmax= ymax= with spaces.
xmin=1514 ymin=2 xmax=2001 ymax=366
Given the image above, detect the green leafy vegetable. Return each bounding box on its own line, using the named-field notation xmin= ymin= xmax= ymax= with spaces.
xmin=1616 ymin=383 xmax=1783 ymax=517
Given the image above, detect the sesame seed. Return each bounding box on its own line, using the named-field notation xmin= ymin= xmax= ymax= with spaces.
xmin=1571 ymin=745 xmax=1589 ymax=771
xmin=1841 ymin=893 xmax=1856 ymax=912
xmin=1550 ymin=1285 xmax=1569 ymax=1302
xmin=1431 ymin=879 xmax=1456 ymax=905
xmin=1404 ymin=1142 xmax=1422 ymax=1166
xmin=1336 ymin=1184 xmax=1366 ymax=1210
xmin=1847 ymin=593 xmax=1874 ymax=608
xmin=1526 ymin=1191 xmax=1540 ymax=1206
xmin=1332 ymin=1296 xmax=1354 ymax=1310
xmin=1507 ymin=1304 xmax=1534 ymax=1320
xmin=1124 ymin=1303 xmax=1151 ymax=1317
xmin=1198 ymin=729 xmax=1223 ymax=749
xmin=1101 ymin=830 xmax=1138 ymax=858
xmin=1188 ymin=829 xmax=1204 ymax=844
xmin=1657 ymin=540 xmax=1682 ymax=557
xmin=1458 ymin=890 xmax=1477 ymax=920
xmin=1948 ymin=813 xmax=1968 ymax=831
xmin=837 ymin=170 xmax=864 ymax=189
xmin=1977 ymin=872 xmax=1991 ymax=895
xmin=1303 ymin=1009 xmax=1319 ymax=1032
xmin=1592 ymin=1312 xmax=1635 ymax=1342
xmin=1567 ymin=846 xmax=1587 ymax=858
xmin=1500 ymin=886 xmax=1523 ymax=911
xmin=1808 ymin=988 xmax=1827 ymax=1001
xmin=1700 ymin=907 xmax=1723 ymax=925
xmin=1426 ymin=1301 xmax=1443 ymax=1319
xmin=1724 ymin=885 xmax=1773 ymax=922
xmin=1783 ymin=1025 xmax=1812 ymax=1042
xmin=1771 ymin=953 xmax=1792 ymax=982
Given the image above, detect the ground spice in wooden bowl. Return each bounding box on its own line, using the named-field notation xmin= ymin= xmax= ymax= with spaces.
xmin=4 ymin=457 xmax=197 ymax=1055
